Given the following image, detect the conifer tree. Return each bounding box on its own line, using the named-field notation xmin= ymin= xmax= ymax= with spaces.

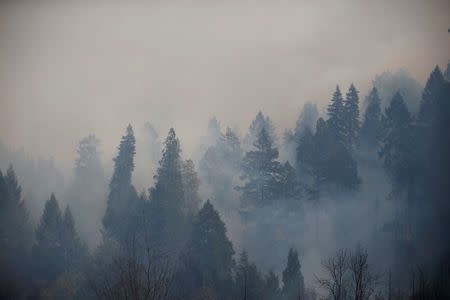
xmin=0 ymin=166 xmax=32 ymax=250
xmin=33 ymin=194 xmax=65 ymax=281
xmin=444 ymin=62 xmax=450 ymax=81
xmin=68 ymin=134 xmax=106 ymax=247
xmin=244 ymin=111 xmax=277 ymax=148
xmin=361 ymin=87 xmax=383 ymax=149
xmin=61 ymin=207 xmax=87 ymax=272
xmin=279 ymin=161 xmax=302 ymax=201
xmin=418 ymin=66 xmax=445 ymax=125
xmin=103 ymin=125 xmax=138 ymax=243
xmin=238 ymin=128 xmax=283 ymax=207
xmin=294 ymin=102 xmax=319 ymax=138
xmin=181 ymin=159 xmax=201 ymax=217
xmin=327 ymin=86 xmax=346 ymax=145
xmin=282 ymin=248 xmax=305 ymax=300
xmin=0 ymin=166 xmax=33 ymax=283
xmin=149 ymin=128 xmax=186 ymax=253
xmin=344 ymin=84 xmax=361 ymax=149
xmin=234 ymin=250 xmax=264 ymax=300
xmin=379 ymin=92 xmax=415 ymax=193
xmin=296 ymin=126 xmax=316 ymax=185
xmin=181 ymin=200 xmax=234 ymax=297
xmin=264 ymin=270 xmax=281 ymax=300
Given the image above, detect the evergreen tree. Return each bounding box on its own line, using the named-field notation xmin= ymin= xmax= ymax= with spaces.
xmin=234 ymin=250 xmax=264 ymax=300
xmin=295 ymin=126 xmax=316 ymax=186
xmin=68 ymin=134 xmax=106 ymax=248
xmin=181 ymin=200 xmax=234 ymax=298
xmin=308 ymin=118 xmax=359 ymax=191
xmin=0 ymin=166 xmax=32 ymax=251
xmin=149 ymin=128 xmax=187 ymax=254
xmin=327 ymin=86 xmax=346 ymax=145
xmin=418 ymin=66 xmax=445 ymax=125
xmin=379 ymin=92 xmax=415 ymax=194
xmin=0 ymin=166 xmax=33 ymax=288
xmin=103 ymin=125 xmax=138 ymax=243
xmin=310 ymin=118 xmax=332 ymax=188
xmin=282 ymin=248 xmax=305 ymax=300
xmin=344 ymin=84 xmax=361 ymax=149
xmin=33 ymin=194 xmax=65 ymax=281
xmin=207 ymin=116 xmax=222 ymax=144
xmin=181 ymin=159 xmax=201 ymax=217
xmin=360 ymin=87 xmax=383 ymax=149
xmin=222 ymin=127 xmax=243 ymax=168
xmin=199 ymin=126 xmax=242 ymax=212
xmin=238 ymin=128 xmax=283 ymax=207
xmin=279 ymin=161 xmax=302 ymax=201
xmin=294 ymin=102 xmax=319 ymax=138
xmin=264 ymin=270 xmax=281 ymax=300
xmin=444 ymin=61 xmax=450 ymax=81
xmin=244 ymin=111 xmax=277 ymax=149
xmin=61 ymin=207 xmax=88 ymax=272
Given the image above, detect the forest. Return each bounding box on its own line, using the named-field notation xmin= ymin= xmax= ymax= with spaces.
xmin=1 ymin=62 xmax=449 ymax=299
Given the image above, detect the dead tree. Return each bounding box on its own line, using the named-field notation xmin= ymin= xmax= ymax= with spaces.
xmin=316 ymin=249 xmax=348 ymax=300
xmin=349 ymin=247 xmax=377 ymax=300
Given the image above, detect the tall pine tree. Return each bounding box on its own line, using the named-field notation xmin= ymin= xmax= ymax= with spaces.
xmin=68 ymin=134 xmax=106 ymax=248
xmin=361 ymin=87 xmax=383 ymax=149
xmin=179 ymin=200 xmax=234 ymax=298
xmin=234 ymin=250 xmax=264 ymax=300
xmin=379 ymin=92 xmax=415 ymax=195
xmin=327 ymin=86 xmax=346 ymax=145
xmin=344 ymin=84 xmax=361 ymax=149
xmin=33 ymin=194 xmax=64 ymax=281
xmin=418 ymin=66 xmax=445 ymax=125
xmin=244 ymin=111 xmax=277 ymax=149
xmin=238 ymin=128 xmax=283 ymax=207
xmin=103 ymin=125 xmax=138 ymax=243
xmin=149 ymin=128 xmax=187 ymax=254
xmin=282 ymin=248 xmax=305 ymax=300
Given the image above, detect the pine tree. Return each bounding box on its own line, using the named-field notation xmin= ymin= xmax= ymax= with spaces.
xmin=181 ymin=200 xmax=234 ymax=297
xmin=222 ymin=127 xmax=243 ymax=167
xmin=361 ymin=87 xmax=383 ymax=149
xmin=344 ymin=84 xmax=361 ymax=149
xmin=264 ymin=270 xmax=281 ymax=300
xmin=296 ymin=126 xmax=316 ymax=185
xmin=0 ymin=166 xmax=32 ymax=250
xmin=294 ymin=102 xmax=319 ymax=138
xmin=379 ymin=92 xmax=415 ymax=194
xmin=327 ymin=86 xmax=346 ymax=145
xmin=68 ymin=134 xmax=106 ymax=248
xmin=149 ymin=128 xmax=186 ymax=253
xmin=199 ymin=126 xmax=242 ymax=211
xmin=282 ymin=248 xmax=305 ymax=300
xmin=238 ymin=128 xmax=283 ymax=207
xmin=181 ymin=159 xmax=201 ymax=217
xmin=0 ymin=166 xmax=33 ymax=282
xmin=61 ymin=207 xmax=87 ymax=272
xmin=444 ymin=61 xmax=450 ymax=81
xmin=234 ymin=250 xmax=264 ymax=300
xmin=207 ymin=116 xmax=222 ymax=144
xmin=33 ymin=194 xmax=65 ymax=281
xmin=103 ymin=125 xmax=138 ymax=243
xmin=244 ymin=111 xmax=277 ymax=149
xmin=279 ymin=161 xmax=302 ymax=201
xmin=418 ymin=66 xmax=445 ymax=125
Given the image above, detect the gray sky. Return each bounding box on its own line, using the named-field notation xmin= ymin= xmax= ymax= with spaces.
xmin=1 ymin=0 xmax=449 ymax=173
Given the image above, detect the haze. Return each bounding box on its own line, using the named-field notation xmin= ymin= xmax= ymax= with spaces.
xmin=1 ymin=0 xmax=449 ymax=174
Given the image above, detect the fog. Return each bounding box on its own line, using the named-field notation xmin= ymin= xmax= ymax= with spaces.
xmin=1 ymin=1 xmax=449 ymax=299
xmin=1 ymin=0 xmax=449 ymax=173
